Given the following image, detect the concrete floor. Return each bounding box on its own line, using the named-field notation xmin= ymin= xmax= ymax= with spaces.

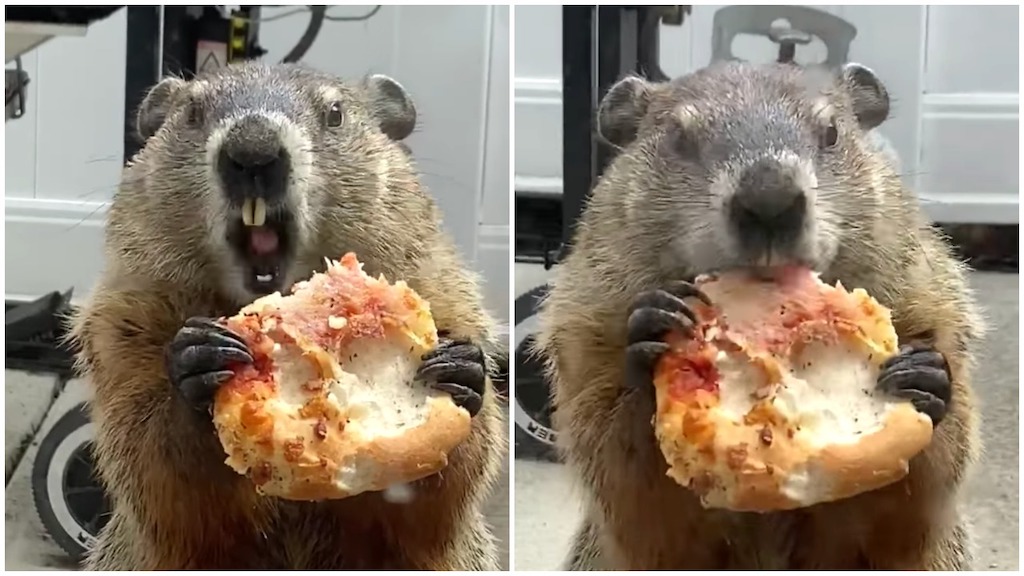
xmin=4 ymin=379 xmax=510 ymax=571
xmin=513 ymin=271 xmax=1020 ymax=571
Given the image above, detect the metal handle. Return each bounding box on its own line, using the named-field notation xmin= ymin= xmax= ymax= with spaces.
xmin=710 ymin=5 xmax=857 ymax=68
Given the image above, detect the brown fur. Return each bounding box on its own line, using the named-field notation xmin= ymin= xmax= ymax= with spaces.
xmin=69 ymin=63 xmax=505 ymax=570
xmin=535 ymin=62 xmax=983 ymax=570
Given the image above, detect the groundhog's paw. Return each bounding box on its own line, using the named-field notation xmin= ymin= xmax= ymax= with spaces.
xmin=418 ymin=337 xmax=485 ymax=417
xmin=877 ymin=343 xmax=952 ymax=425
xmin=167 ymin=317 xmax=253 ymax=412
xmin=625 ymin=281 xmax=711 ymax=389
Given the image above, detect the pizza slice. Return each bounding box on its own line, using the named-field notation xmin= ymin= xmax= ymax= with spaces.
xmin=653 ymin=268 xmax=933 ymax=512
xmin=212 ymin=253 xmax=472 ymax=501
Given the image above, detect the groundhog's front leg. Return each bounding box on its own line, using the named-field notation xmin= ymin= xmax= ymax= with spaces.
xmin=74 ymin=292 xmax=274 ymax=570
xmin=539 ymin=283 xmax=729 ymax=570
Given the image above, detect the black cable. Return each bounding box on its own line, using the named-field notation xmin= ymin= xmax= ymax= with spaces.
xmin=281 ymin=5 xmax=325 ymax=63
xmin=238 ymin=5 xmax=383 ymax=64
xmin=324 ymin=5 xmax=382 ymax=22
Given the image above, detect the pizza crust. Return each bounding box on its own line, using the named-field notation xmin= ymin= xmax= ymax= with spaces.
xmin=212 ymin=253 xmax=472 ymax=501
xmin=653 ymin=267 xmax=934 ymax=512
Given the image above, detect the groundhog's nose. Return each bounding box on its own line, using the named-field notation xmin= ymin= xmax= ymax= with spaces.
xmin=217 ymin=116 xmax=291 ymax=203
xmin=730 ymin=159 xmax=807 ymax=232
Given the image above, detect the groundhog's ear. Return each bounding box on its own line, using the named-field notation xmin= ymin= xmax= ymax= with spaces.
xmin=841 ymin=63 xmax=889 ymax=131
xmin=136 ymin=77 xmax=187 ymax=141
xmin=597 ymin=75 xmax=655 ymax=148
xmin=364 ymin=74 xmax=416 ymax=141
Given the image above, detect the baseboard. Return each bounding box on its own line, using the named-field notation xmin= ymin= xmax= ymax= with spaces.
xmin=514 ymin=78 xmax=563 ymax=191
xmin=514 ymin=78 xmax=1019 ymax=225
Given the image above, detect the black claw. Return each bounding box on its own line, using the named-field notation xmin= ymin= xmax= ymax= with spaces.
xmin=622 ymin=282 xmax=711 ymax=393
xmin=661 ymin=280 xmax=713 ymax=307
xmin=418 ymin=336 xmax=488 ymax=417
xmin=171 ymin=326 xmax=250 ymax=354
xmin=891 ymin=389 xmax=946 ymax=425
xmin=625 ymin=341 xmax=670 ymax=389
xmin=876 ymin=344 xmax=951 ymax=425
xmin=177 ymin=345 xmax=253 ymax=378
xmin=168 ymin=317 xmax=253 ymax=413
xmin=421 ymin=340 xmax=485 ymax=365
xmin=630 ymin=290 xmax=697 ymax=325
xmin=433 ymin=382 xmax=483 ymax=417
xmin=183 ymin=317 xmax=243 ymax=339
xmin=878 ymin=366 xmax=951 ymax=404
xmin=418 ymin=361 xmax=486 ymax=395
xmin=627 ymin=307 xmax=693 ymax=345
xmin=417 ymin=358 xmax=456 ymax=374
xmin=179 ymin=370 xmax=236 ymax=409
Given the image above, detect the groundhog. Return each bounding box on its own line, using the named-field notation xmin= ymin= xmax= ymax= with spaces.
xmin=69 ymin=62 xmax=505 ymax=570
xmin=534 ymin=61 xmax=983 ymax=570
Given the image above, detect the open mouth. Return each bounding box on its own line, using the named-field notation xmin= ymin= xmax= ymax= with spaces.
xmin=228 ymin=197 xmax=295 ymax=295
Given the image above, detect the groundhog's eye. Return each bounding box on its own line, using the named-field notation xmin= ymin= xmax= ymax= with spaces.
xmin=325 ymin=102 xmax=345 ymax=128
xmin=821 ymin=119 xmax=839 ymax=149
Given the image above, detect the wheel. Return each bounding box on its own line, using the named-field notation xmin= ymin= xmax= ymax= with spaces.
xmin=31 ymin=402 xmax=111 ymax=563
xmin=513 ymin=284 xmax=560 ymax=462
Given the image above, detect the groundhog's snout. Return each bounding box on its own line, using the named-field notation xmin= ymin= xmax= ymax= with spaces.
xmin=216 ymin=115 xmax=292 ymax=211
xmin=728 ymin=158 xmax=808 ymax=234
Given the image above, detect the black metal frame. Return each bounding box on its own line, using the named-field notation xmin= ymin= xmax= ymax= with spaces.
xmin=122 ymin=6 xmax=162 ymax=163
xmin=558 ymin=6 xmax=675 ymax=260
xmin=123 ymin=6 xmax=262 ymax=163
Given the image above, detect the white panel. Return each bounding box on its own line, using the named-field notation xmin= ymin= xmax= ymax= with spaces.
xmin=477 ymin=6 xmax=510 ymax=323
xmin=513 ymin=78 xmax=561 ymax=195
xmin=5 ymin=51 xmax=39 ymax=199
xmin=391 ymin=5 xmax=491 ymax=262
xmin=513 ymin=5 xmax=561 ymax=79
xmin=32 ymin=9 xmax=126 ymax=203
xmin=480 ymin=5 xmax=510 ymax=227
xmin=917 ymin=94 xmax=1019 ymax=224
xmin=5 ymin=198 xmax=107 ymax=302
xmin=478 ymin=225 xmax=510 ymax=325
xmin=924 ymin=5 xmax=1020 ymax=94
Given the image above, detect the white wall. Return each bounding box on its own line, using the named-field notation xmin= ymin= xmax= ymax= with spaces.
xmin=513 ymin=5 xmax=1019 ymax=224
xmin=5 ymin=5 xmax=510 ymax=324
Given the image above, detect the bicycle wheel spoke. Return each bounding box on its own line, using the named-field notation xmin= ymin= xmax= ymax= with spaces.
xmin=65 ymin=485 xmax=103 ymax=497
xmin=73 ymin=451 xmax=92 ymax=468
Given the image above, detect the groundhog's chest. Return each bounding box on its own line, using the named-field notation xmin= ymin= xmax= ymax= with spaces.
xmin=253 ymin=500 xmax=398 ymax=569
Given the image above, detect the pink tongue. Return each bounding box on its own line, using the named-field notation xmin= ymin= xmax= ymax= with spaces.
xmin=249 ymin=227 xmax=279 ymax=255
